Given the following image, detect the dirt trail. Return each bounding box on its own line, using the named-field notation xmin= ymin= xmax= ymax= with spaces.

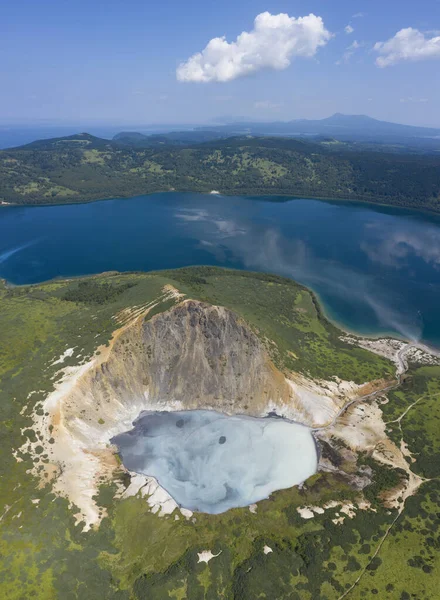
xmin=337 ymin=509 xmax=403 ymax=600
xmin=335 ymin=370 xmax=438 ymax=599
xmin=313 ymin=342 xmax=427 ymax=433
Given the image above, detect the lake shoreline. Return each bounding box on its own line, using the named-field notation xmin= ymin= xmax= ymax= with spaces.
xmin=1 ymin=188 xmax=440 ymax=217
xmin=1 ymin=193 xmax=438 ymax=347
xmin=0 ymin=264 xmax=417 ymax=349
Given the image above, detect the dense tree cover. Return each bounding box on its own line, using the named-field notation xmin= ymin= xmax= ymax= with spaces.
xmin=63 ymin=280 xmax=136 ymax=304
xmin=1 ymin=133 xmax=440 ymax=211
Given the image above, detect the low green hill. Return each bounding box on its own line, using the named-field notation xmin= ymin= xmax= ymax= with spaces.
xmin=1 ymin=134 xmax=440 ymax=211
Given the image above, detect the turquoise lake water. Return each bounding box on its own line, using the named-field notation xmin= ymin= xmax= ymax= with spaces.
xmin=1 ymin=192 xmax=440 ymax=347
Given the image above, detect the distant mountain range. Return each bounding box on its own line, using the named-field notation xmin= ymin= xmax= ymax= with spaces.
xmin=1 ymin=114 xmax=440 ymax=152
xmin=200 ymin=113 xmax=440 ymax=136
xmin=112 ymin=114 xmax=440 ymax=152
xmin=195 ymin=113 xmax=440 ymax=150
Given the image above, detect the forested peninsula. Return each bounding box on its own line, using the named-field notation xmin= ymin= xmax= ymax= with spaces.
xmin=1 ymin=132 xmax=440 ymax=211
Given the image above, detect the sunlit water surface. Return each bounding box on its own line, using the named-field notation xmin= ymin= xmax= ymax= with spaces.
xmin=1 ymin=192 xmax=440 ymax=346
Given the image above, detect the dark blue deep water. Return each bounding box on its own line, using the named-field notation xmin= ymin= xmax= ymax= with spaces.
xmin=1 ymin=193 xmax=440 ymax=347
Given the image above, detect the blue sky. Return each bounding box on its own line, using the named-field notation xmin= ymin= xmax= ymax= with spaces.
xmin=1 ymin=0 xmax=439 ymax=126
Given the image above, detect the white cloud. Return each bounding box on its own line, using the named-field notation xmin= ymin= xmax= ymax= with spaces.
xmin=336 ymin=40 xmax=362 ymax=65
xmin=352 ymin=12 xmax=366 ymax=18
xmin=176 ymin=12 xmax=332 ymax=83
xmin=374 ymin=27 xmax=440 ymax=67
xmin=345 ymin=25 xmax=354 ymax=34
xmin=254 ymin=100 xmax=283 ymax=110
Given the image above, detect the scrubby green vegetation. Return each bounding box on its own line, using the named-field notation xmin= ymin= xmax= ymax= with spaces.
xmin=63 ymin=280 xmax=136 ymax=304
xmin=1 ymin=133 xmax=440 ymax=212
xmin=358 ymin=456 xmax=407 ymax=508
xmin=384 ymin=366 xmax=440 ymax=479
xmin=0 ymin=267 xmax=438 ymax=599
xmin=347 ymin=482 xmax=440 ymax=600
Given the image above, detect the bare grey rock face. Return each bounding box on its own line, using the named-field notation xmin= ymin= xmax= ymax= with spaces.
xmin=61 ymin=301 xmax=290 ymax=431
xmin=139 ymin=300 xmax=290 ymax=413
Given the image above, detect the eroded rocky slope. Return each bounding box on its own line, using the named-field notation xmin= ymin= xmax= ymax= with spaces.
xmin=25 ymin=296 xmax=398 ymax=527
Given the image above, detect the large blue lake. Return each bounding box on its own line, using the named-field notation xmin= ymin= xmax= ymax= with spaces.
xmin=1 ymin=192 xmax=440 ymax=347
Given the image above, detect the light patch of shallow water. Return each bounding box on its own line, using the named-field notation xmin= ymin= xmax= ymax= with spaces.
xmin=112 ymin=409 xmax=317 ymax=514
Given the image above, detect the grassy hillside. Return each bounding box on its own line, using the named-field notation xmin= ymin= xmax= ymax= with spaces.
xmin=0 ymin=267 xmax=438 ymax=599
xmin=1 ymin=133 xmax=440 ymax=211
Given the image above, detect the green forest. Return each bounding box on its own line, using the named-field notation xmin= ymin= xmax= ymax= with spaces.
xmin=1 ymin=133 xmax=440 ymax=211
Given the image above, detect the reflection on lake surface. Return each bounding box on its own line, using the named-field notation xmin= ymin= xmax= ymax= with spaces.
xmin=111 ymin=410 xmax=317 ymax=514
xmin=1 ymin=192 xmax=440 ymax=346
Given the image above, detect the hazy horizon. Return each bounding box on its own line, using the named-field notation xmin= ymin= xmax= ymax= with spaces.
xmin=0 ymin=111 xmax=439 ymax=130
